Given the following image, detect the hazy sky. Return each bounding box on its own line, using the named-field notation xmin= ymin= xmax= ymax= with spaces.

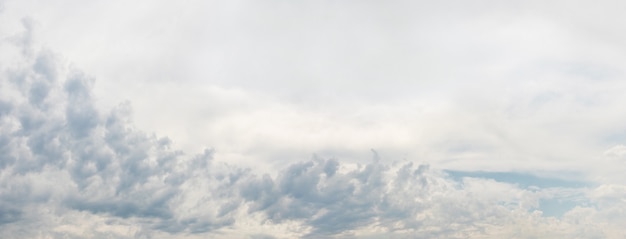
xmin=1 ymin=0 xmax=626 ymax=238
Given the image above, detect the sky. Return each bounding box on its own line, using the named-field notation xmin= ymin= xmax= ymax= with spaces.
xmin=1 ymin=0 xmax=626 ymax=238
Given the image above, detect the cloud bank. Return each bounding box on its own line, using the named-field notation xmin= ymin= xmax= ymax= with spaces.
xmin=2 ymin=1 xmax=626 ymax=238
xmin=6 ymin=0 xmax=626 ymax=176
xmin=0 ymin=23 xmax=625 ymax=239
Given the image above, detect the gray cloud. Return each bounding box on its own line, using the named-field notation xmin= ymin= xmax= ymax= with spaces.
xmin=2 ymin=4 xmax=626 ymax=239
xmin=0 ymin=40 xmax=623 ymax=238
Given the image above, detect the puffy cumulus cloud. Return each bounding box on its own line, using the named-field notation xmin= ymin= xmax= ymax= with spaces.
xmin=8 ymin=0 xmax=626 ymax=179
xmin=3 ymin=6 xmax=626 ymax=239
xmin=0 ymin=33 xmax=624 ymax=238
xmin=4 ymin=0 xmax=626 ymax=186
xmin=0 ymin=21 xmax=242 ymax=238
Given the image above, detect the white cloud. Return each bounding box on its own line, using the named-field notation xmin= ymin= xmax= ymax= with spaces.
xmin=3 ymin=1 xmax=626 ymax=238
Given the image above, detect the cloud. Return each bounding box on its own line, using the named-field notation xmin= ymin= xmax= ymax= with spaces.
xmin=2 ymin=2 xmax=626 ymax=239
xmin=6 ymin=0 xmax=623 ymax=183
xmin=0 ymin=41 xmax=623 ymax=237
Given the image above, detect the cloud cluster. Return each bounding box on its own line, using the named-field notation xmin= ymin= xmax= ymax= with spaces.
xmin=0 ymin=37 xmax=622 ymax=239
xmin=3 ymin=4 xmax=626 ymax=239
xmin=8 ymin=0 xmax=626 ymax=180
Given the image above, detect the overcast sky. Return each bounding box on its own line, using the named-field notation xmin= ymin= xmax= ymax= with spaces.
xmin=2 ymin=0 xmax=626 ymax=238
